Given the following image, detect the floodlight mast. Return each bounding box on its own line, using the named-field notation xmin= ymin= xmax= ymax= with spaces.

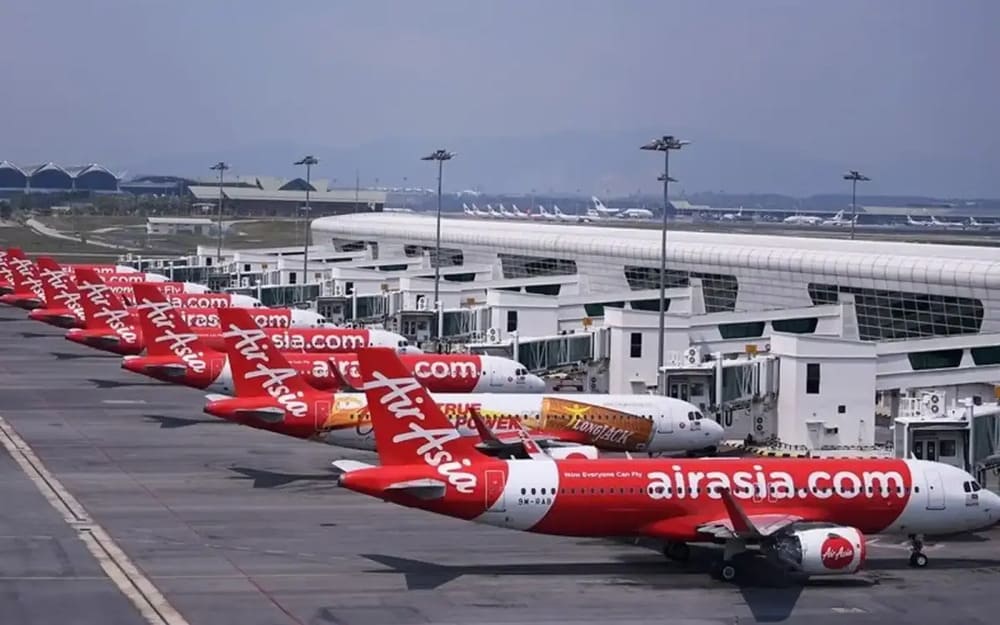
xmin=640 ymin=136 xmax=690 ymax=386
xmin=843 ymin=169 xmax=871 ymax=240
xmin=210 ymin=161 xmax=230 ymax=266
xmin=421 ymin=149 xmax=455 ymax=340
xmin=294 ymin=155 xmax=319 ymax=303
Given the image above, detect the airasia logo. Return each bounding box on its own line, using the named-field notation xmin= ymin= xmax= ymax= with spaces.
xmin=106 ymin=274 xmax=150 ymax=284
xmin=181 ymin=311 xmax=290 ymax=329
xmin=412 ymin=359 xmax=480 ymax=380
xmin=362 ymin=371 xmax=478 ymax=494
xmin=137 ymin=299 xmax=207 ymax=374
xmin=222 ymin=324 xmax=309 ymax=418
xmin=169 ymin=294 xmax=231 ymax=308
xmin=39 ymin=269 xmax=84 ymax=318
xmin=271 ymin=331 xmax=367 ymax=352
xmin=820 ymin=535 xmax=855 ymax=569
xmin=10 ymin=258 xmax=43 ymax=297
xmin=77 ymin=282 xmax=138 ymax=343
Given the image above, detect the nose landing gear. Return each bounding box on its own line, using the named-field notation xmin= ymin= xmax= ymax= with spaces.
xmin=908 ymin=534 xmax=929 ymax=568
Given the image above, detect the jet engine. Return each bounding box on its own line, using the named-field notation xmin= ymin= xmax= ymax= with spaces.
xmin=545 ymin=445 xmax=600 ymax=460
xmin=771 ymin=527 xmax=866 ymax=575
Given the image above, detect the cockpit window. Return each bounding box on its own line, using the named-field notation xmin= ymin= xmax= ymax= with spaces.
xmin=398 ymin=340 xmax=408 ymax=347
xmin=972 ymin=481 xmax=982 ymax=492
xmin=515 ymin=368 xmax=527 ymax=376
xmin=964 ymin=481 xmax=972 ymax=493
xmin=694 ymin=411 xmax=704 ymax=420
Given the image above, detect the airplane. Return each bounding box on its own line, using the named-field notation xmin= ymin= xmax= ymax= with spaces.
xmin=28 ymin=257 xmax=87 ymax=328
xmin=63 ymin=270 xmax=341 ymax=355
xmin=906 ymin=215 xmax=934 ymax=227
xmin=930 ymin=215 xmax=966 ymax=229
xmin=591 ymin=197 xmax=620 ymax=218
xmin=510 ymin=204 xmax=529 ymax=218
xmin=721 ymin=207 xmax=748 ymax=222
xmin=471 ymin=203 xmax=490 ymax=217
xmin=536 ymin=206 xmax=557 ymax=221
xmin=551 ymin=205 xmax=576 ymax=222
xmin=0 ymin=248 xmax=46 ymax=309
xmin=0 ymin=249 xmax=15 ymax=295
xmin=462 ymin=203 xmax=475 ymax=217
xmin=619 ymin=207 xmax=655 ymax=220
xmin=969 ymin=217 xmax=1000 ymax=230
xmin=123 ymin=288 xmax=543 ymax=395
xmin=782 ymin=213 xmax=823 ymax=226
xmin=334 ymin=346 xmax=1000 ymax=583
xmin=497 ymin=204 xmax=516 ymax=219
xmin=821 ymin=210 xmax=855 ymax=227
xmin=487 ymin=204 xmax=502 ymax=218
xmin=201 ymin=310 xmax=724 ymax=455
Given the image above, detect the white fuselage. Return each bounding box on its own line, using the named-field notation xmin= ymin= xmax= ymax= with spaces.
xmin=322 ymin=394 xmax=724 ymax=454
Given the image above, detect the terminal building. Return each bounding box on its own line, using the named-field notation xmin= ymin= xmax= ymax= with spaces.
xmin=300 ymin=212 xmax=1000 ymax=469
xmin=124 ymin=211 xmax=1000 ymax=477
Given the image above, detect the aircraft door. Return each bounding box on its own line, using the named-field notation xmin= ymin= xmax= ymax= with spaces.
xmin=489 ymin=367 xmax=506 ymax=390
xmin=655 ymin=412 xmax=673 ymax=434
xmin=923 ymin=468 xmax=946 ymax=510
xmin=485 ymin=470 xmax=506 ymax=512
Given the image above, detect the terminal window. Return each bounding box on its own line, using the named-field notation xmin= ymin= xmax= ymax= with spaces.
xmin=506 ymin=310 xmax=518 ymax=332
xmin=630 ymin=332 xmax=642 ymax=358
xmin=499 ymin=253 xmax=577 ymax=279
xmin=807 ymin=283 xmax=983 ymax=341
xmin=806 ymin=363 xmax=821 ymax=394
xmin=624 ymin=266 xmax=739 ymax=313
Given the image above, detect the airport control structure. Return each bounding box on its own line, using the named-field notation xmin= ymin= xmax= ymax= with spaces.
xmin=120 ymin=210 xmax=1000 ymax=482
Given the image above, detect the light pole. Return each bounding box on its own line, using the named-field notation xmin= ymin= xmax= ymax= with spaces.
xmin=294 ymin=155 xmax=319 ymax=303
xmin=641 ymin=135 xmax=690 ymax=384
xmin=843 ymin=170 xmax=870 ymax=241
xmin=421 ymin=149 xmax=455 ymax=340
xmin=210 ymin=161 xmax=229 ymax=266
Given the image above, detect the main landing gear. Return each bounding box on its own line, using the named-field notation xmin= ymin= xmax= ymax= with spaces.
xmin=908 ymin=534 xmax=929 ymax=568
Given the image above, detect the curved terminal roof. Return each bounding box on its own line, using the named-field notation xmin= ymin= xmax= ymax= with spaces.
xmin=0 ymin=161 xmax=120 ymax=190
xmin=312 ymin=212 xmax=1000 ymax=289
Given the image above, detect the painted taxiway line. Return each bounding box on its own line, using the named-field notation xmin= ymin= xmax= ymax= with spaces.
xmin=0 ymin=416 xmax=190 ymax=625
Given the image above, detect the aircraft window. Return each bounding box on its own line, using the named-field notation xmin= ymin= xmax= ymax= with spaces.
xmin=695 ymin=412 xmax=704 ymax=420
xmin=972 ymin=481 xmax=982 ymax=492
xmin=521 ymin=488 xmax=526 ymax=495
xmin=963 ymin=481 xmax=972 ymax=493
xmin=654 ymin=486 xmax=664 ymax=494
xmin=530 ymin=488 xmax=536 ymax=495
xmin=915 ymin=486 xmax=920 ymax=493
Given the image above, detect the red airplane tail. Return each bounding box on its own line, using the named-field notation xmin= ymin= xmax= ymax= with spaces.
xmin=217 ymin=307 xmax=317 ymax=399
xmin=75 ymin=268 xmax=131 ymax=330
xmin=5 ymin=248 xmax=44 ymax=299
xmin=132 ymin=284 xmax=215 ymax=359
xmin=35 ymin=257 xmax=84 ymax=318
xmin=355 ymin=347 xmax=488 ymax=467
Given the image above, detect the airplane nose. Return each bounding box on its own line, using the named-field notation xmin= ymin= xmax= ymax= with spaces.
xmin=525 ymin=374 xmax=546 ymax=391
xmin=121 ymin=356 xmax=145 ymax=374
xmin=703 ymin=418 xmax=725 ymax=443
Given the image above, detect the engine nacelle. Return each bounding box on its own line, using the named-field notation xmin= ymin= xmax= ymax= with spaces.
xmin=773 ymin=527 xmax=866 ymax=575
xmin=545 ymin=445 xmax=600 ymax=460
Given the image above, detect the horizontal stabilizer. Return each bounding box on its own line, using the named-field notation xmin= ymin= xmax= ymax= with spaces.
xmin=231 ymin=407 xmax=286 ymax=423
xmin=331 ymin=459 xmax=375 ymax=474
xmin=384 ymin=478 xmax=447 ymax=500
xmin=144 ymin=363 xmax=188 ymax=377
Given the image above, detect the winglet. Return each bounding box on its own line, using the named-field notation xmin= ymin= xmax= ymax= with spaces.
xmin=718 ymin=488 xmax=762 ymax=538
xmin=468 ymin=406 xmax=500 ymax=445
xmin=327 ymin=357 xmax=359 ymax=391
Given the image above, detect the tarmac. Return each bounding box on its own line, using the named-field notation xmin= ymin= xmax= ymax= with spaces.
xmin=1 ymin=305 xmax=1000 ymax=625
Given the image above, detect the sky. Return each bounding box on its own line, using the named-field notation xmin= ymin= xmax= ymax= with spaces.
xmin=1 ymin=1 xmax=998 ymax=197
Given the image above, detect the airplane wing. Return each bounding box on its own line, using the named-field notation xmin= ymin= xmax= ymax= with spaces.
xmin=229 ymin=407 xmax=286 ymax=423
xmin=696 ymin=488 xmax=804 ymax=539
